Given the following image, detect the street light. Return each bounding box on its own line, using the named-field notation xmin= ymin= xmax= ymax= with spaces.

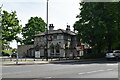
xmin=16 ymin=42 xmax=18 ymax=64
xmin=45 ymin=0 xmax=49 ymax=61
xmin=47 ymin=0 xmax=49 ymax=28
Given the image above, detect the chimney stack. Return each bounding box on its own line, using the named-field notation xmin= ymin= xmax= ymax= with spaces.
xmin=66 ymin=25 xmax=70 ymax=31
xmin=49 ymin=24 xmax=54 ymax=31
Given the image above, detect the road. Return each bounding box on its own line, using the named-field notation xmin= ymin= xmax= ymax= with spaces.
xmin=2 ymin=60 xmax=119 ymax=79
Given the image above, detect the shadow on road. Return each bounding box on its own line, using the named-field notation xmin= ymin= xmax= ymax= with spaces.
xmin=50 ymin=59 xmax=119 ymax=65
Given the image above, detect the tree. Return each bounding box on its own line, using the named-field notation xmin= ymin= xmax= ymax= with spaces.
xmin=22 ymin=17 xmax=46 ymax=45
xmin=1 ymin=10 xmax=22 ymax=52
xmin=74 ymin=2 xmax=120 ymax=57
xmin=2 ymin=10 xmax=22 ymax=42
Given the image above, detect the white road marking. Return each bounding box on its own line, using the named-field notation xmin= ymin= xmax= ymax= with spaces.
xmin=78 ymin=69 xmax=113 ymax=75
xmin=78 ymin=73 xmax=86 ymax=75
xmin=97 ymin=70 xmax=104 ymax=72
xmin=86 ymin=70 xmax=105 ymax=74
xmin=106 ymin=64 xmax=118 ymax=66
xmin=107 ymin=69 xmax=113 ymax=71
xmin=45 ymin=77 xmax=52 ymax=78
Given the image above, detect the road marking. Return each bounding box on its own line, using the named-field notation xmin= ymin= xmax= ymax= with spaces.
xmin=107 ymin=69 xmax=113 ymax=71
xmin=78 ymin=69 xmax=113 ymax=75
xmin=106 ymin=64 xmax=118 ymax=66
xmin=78 ymin=73 xmax=86 ymax=75
xmin=97 ymin=70 xmax=104 ymax=72
xmin=45 ymin=77 xmax=52 ymax=78
xmin=86 ymin=70 xmax=105 ymax=74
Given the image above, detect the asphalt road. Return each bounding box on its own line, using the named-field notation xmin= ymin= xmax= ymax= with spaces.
xmin=2 ymin=60 xmax=119 ymax=78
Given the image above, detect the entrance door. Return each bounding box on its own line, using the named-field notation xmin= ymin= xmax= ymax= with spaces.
xmin=35 ymin=51 xmax=40 ymax=58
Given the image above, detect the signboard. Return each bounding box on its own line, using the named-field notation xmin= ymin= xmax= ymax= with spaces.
xmin=35 ymin=51 xmax=40 ymax=58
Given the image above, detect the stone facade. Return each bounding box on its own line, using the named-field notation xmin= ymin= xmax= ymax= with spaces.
xmin=18 ymin=45 xmax=34 ymax=58
xmin=34 ymin=24 xmax=78 ymax=58
xmin=18 ymin=24 xmax=80 ymax=58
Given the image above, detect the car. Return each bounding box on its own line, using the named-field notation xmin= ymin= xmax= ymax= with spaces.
xmin=105 ymin=50 xmax=120 ymax=60
xmin=11 ymin=53 xmax=17 ymax=58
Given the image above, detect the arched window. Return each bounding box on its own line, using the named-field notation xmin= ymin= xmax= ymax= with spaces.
xmin=56 ymin=43 xmax=60 ymax=53
xmin=50 ymin=43 xmax=54 ymax=53
xmin=35 ymin=44 xmax=39 ymax=51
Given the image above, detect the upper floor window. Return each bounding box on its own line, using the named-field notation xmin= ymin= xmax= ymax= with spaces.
xmin=54 ymin=34 xmax=57 ymax=40
xmin=36 ymin=37 xmax=38 ymax=42
xmin=58 ymin=34 xmax=63 ymax=39
xmin=34 ymin=38 xmax=36 ymax=41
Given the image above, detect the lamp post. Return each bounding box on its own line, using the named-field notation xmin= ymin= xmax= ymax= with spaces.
xmin=45 ymin=0 xmax=49 ymax=61
xmin=16 ymin=42 xmax=18 ymax=64
xmin=47 ymin=0 xmax=49 ymax=28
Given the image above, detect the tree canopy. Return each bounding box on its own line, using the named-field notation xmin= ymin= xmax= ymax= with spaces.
xmin=2 ymin=10 xmax=22 ymax=42
xmin=74 ymin=2 xmax=120 ymax=56
xmin=1 ymin=10 xmax=22 ymax=51
xmin=22 ymin=17 xmax=46 ymax=45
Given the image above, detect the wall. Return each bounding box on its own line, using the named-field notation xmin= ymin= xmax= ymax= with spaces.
xmin=18 ymin=45 xmax=33 ymax=58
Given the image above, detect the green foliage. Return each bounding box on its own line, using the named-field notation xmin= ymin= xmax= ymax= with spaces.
xmin=74 ymin=2 xmax=120 ymax=57
xmin=22 ymin=17 xmax=46 ymax=45
xmin=2 ymin=48 xmax=16 ymax=55
xmin=2 ymin=10 xmax=22 ymax=42
xmin=1 ymin=9 xmax=22 ymax=53
xmin=2 ymin=49 xmax=13 ymax=55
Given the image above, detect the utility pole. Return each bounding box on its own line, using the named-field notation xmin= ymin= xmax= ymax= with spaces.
xmin=45 ymin=0 xmax=49 ymax=61
xmin=16 ymin=42 xmax=18 ymax=64
xmin=47 ymin=0 xmax=49 ymax=28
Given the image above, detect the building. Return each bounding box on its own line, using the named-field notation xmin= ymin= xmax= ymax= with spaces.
xmin=18 ymin=24 xmax=82 ymax=59
xmin=34 ymin=24 xmax=78 ymax=58
xmin=18 ymin=45 xmax=34 ymax=58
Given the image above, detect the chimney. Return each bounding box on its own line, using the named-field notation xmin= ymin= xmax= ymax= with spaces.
xmin=49 ymin=24 xmax=54 ymax=31
xmin=66 ymin=25 xmax=70 ymax=31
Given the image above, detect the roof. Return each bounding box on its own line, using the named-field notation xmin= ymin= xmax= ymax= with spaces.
xmin=35 ymin=29 xmax=76 ymax=37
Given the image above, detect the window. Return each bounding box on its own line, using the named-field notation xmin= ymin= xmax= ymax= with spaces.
xmin=34 ymin=38 xmax=36 ymax=41
xmin=50 ymin=44 xmax=54 ymax=53
xmin=58 ymin=34 xmax=63 ymax=39
xmin=43 ymin=36 xmax=46 ymax=41
xmin=39 ymin=37 xmax=41 ymax=41
xmin=114 ymin=50 xmax=120 ymax=53
xmin=56 ymin=43 xmax=60 ymax=53
xmin=38 ymin=38 xmax=40 ymax=41
xmin=54 ymin=34 xmax=57 ymax=40
xmin=36 ymin=38 xmax=38 ymax=41
xmin=48 ymin=35 xmax=53 ymax=41
xmin=68 ymin=36 xmax=71 ymax=41
xmin=61 ymin=35 xmax=63 ymax=39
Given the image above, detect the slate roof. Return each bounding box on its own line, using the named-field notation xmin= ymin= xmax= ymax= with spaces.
xmin=35 ymin=29 xmax=76 ymax=37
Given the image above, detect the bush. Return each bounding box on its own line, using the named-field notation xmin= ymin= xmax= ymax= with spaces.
xmin=83 ymin=52 xmax=106 ymax=59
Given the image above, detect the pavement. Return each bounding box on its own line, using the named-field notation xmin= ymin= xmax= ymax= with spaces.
xmin=1 ymin=58 xmax=116 ymax=66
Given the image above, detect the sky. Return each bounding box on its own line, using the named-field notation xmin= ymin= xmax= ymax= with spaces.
xmin=0 ymin=0 xmax=80 ymax=48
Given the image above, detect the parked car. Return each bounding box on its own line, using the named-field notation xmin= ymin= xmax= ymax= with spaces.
xmin=105 ymin=50 xmax=120 ymax=60
xmin=11 ymin=53 xmax=17 ymax=58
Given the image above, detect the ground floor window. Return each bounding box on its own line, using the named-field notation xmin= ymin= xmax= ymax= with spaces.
xmin=56 ymin=43 xmax=60 ymax=53
xmin=50 ymin=44 xmax=54 ymax=53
